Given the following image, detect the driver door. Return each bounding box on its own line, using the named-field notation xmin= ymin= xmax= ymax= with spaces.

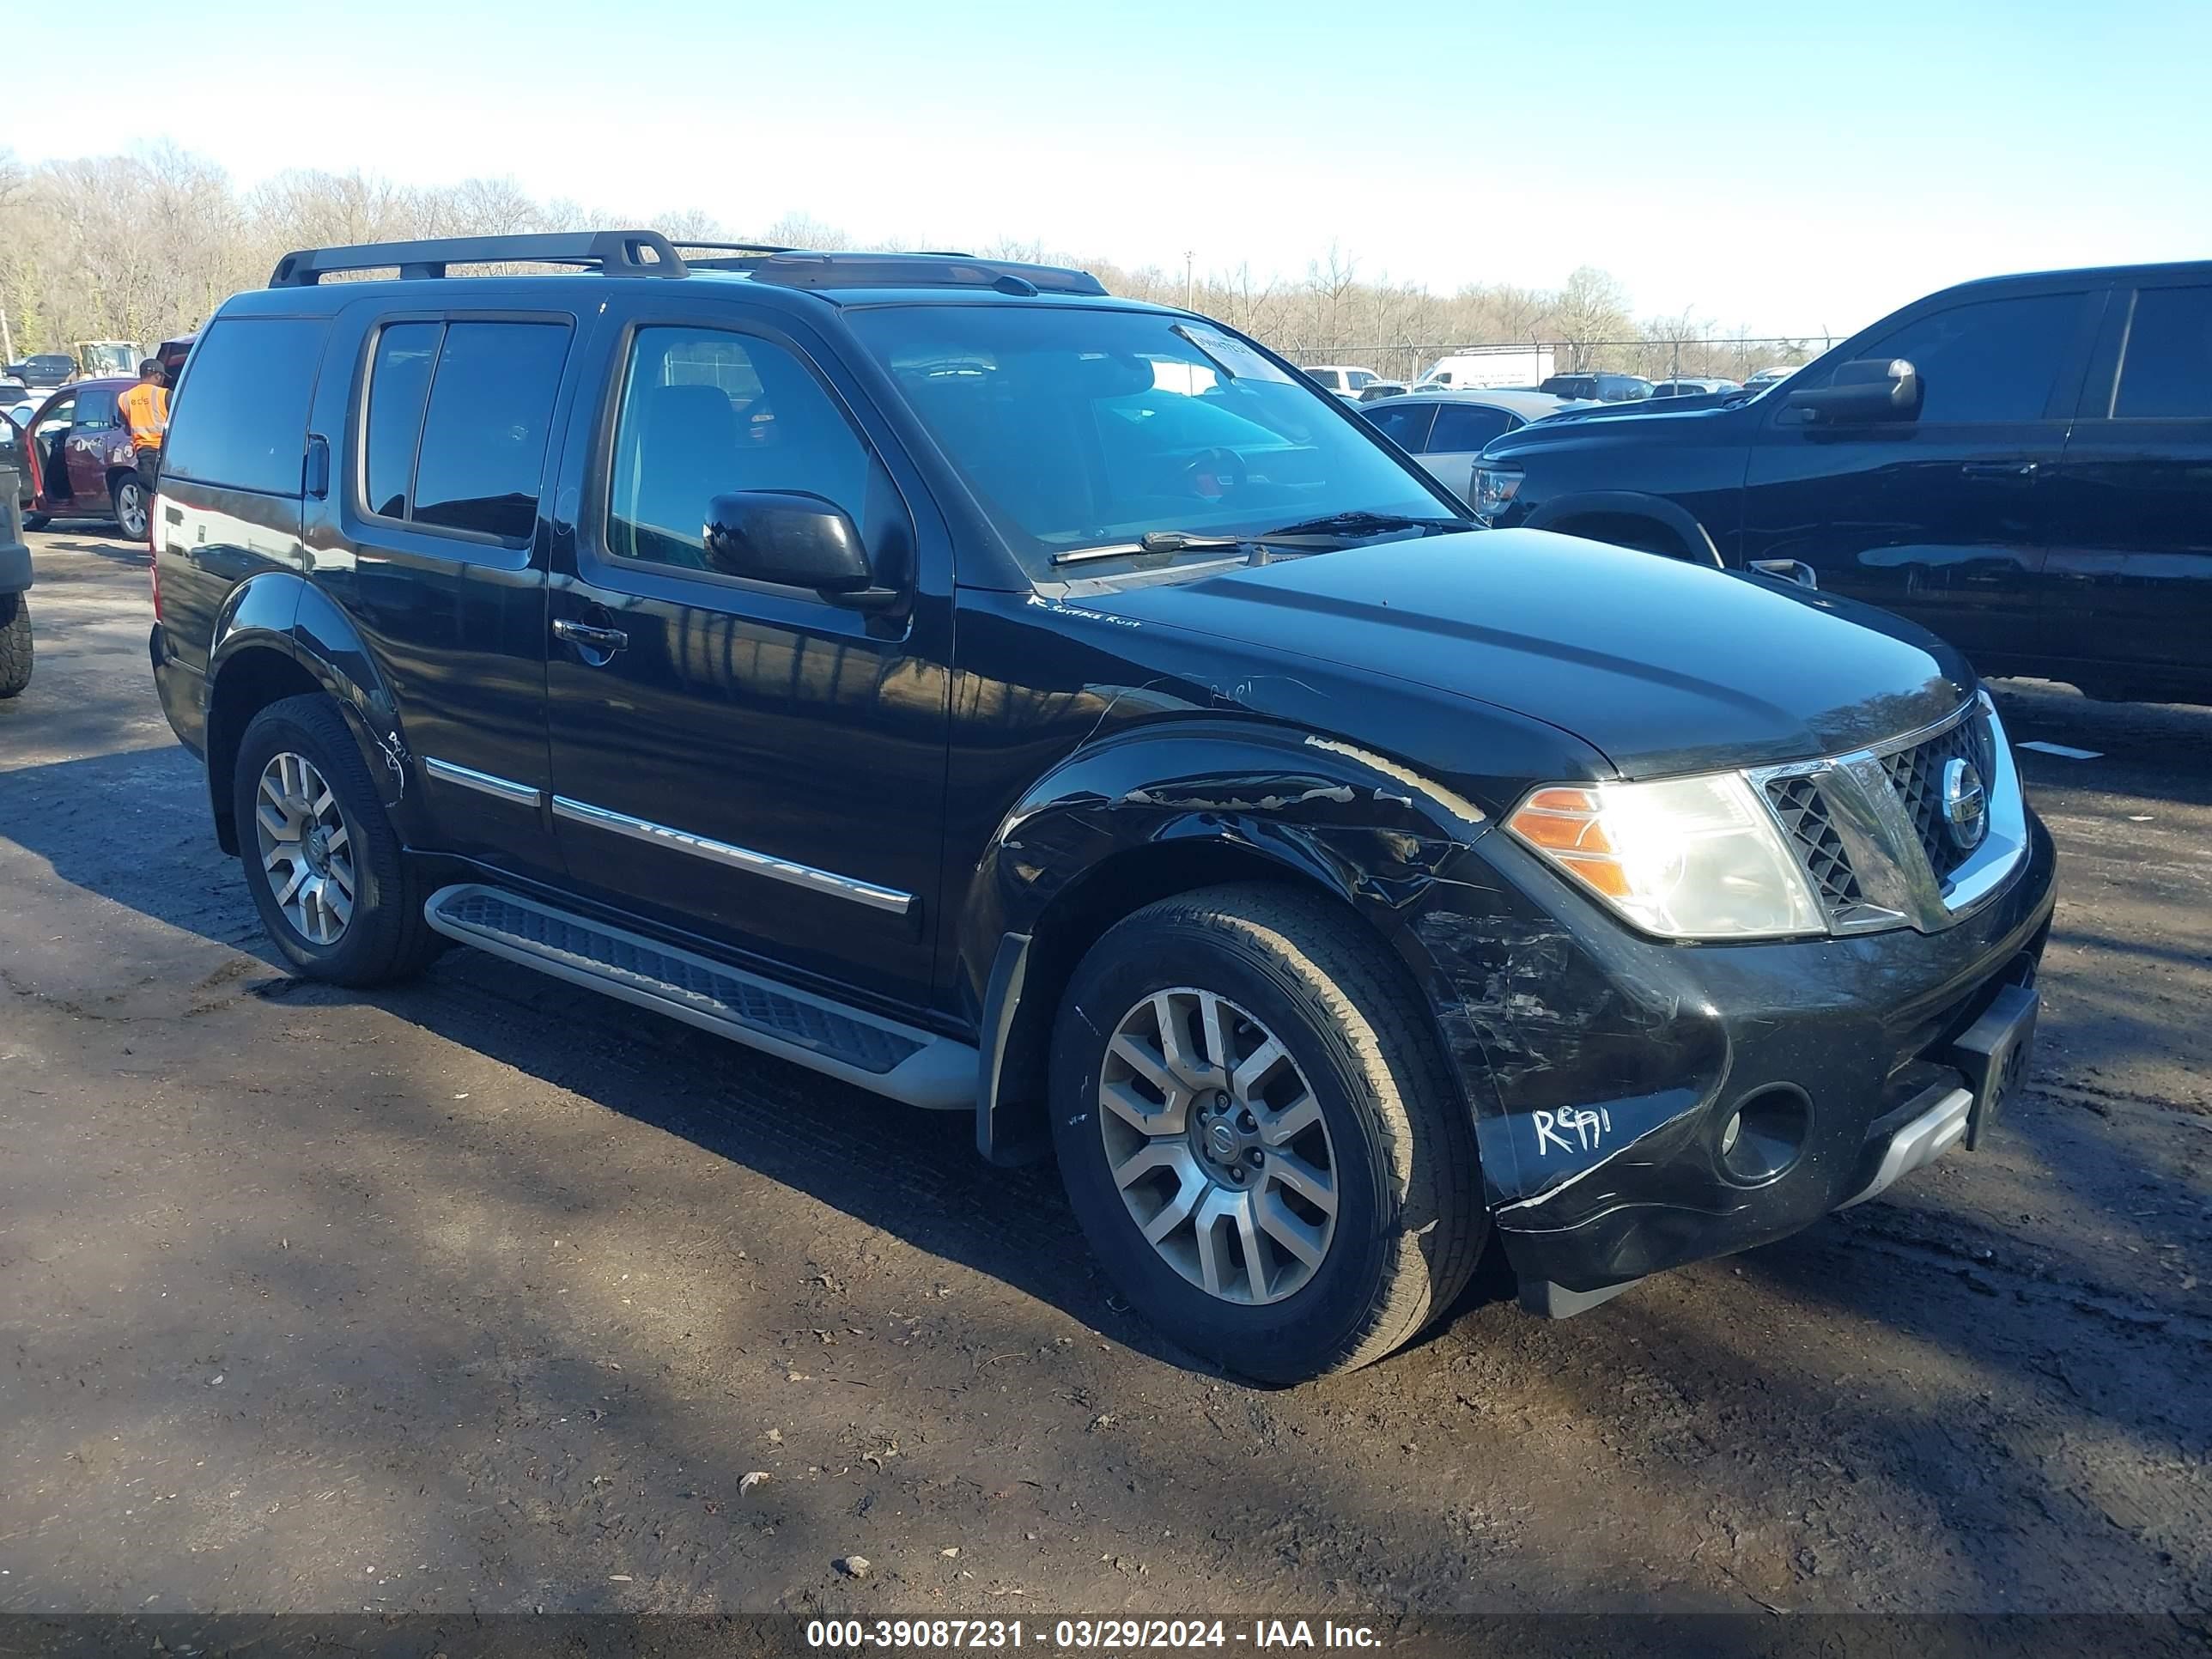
xmin=541 ymin=297 xmax=954 ymax=1012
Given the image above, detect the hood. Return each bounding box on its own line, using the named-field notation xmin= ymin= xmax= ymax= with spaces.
xmin=1080 ymin=529 xmax=1974 ymax=778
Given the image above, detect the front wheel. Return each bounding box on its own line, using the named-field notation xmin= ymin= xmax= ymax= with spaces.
xmin=1050 ymin=884 xmax=1486 ymax=1382
xmin=111 ymin=475 xmax=149 ymax=542
xmin=232 ymin=694 xmax=442 ymax=986
xmin=0 ymin=592 xmax=30 ymax=697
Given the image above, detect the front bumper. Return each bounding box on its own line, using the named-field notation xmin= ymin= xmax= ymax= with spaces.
xmin=1409 ymin=805 xmax=2057 ymax=1302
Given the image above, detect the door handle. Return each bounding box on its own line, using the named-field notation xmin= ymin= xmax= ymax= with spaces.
xmin=553 ymin=618 xmax=628 ymax=655
xmin=1960 ymin=460 xmax=2038 ymax=481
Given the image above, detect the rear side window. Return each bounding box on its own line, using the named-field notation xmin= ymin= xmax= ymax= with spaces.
xmin=1858 ymin=293 xmax=2082 ymax=423
xmin=2114 ymin=286 xmax=2212 ymax=418
xmin=161 ymin=316 xmax=331 ymax=495
xmin=1429 ymin=403 xmax=1516 ymax=451
xmin=359 ymin=319 xmax=571 ymax=541
xmin=72 ymin=387 xmax=118 ymax=428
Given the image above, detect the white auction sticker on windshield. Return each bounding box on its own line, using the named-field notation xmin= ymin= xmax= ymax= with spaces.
xmin=1173 ymin=323 xmax=1293 ymax=385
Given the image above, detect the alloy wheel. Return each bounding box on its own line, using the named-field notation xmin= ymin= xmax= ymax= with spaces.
xmin=1097 ymin=988 xmax=1339 ymax=1305
xmin=114 ymin=480 xmax=148 ymax=541
xmin=253 ymin=750 xmax=356 ymax=946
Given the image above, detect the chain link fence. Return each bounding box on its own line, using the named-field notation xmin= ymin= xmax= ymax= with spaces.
xmin=1270 ymin=336 xmax=1838 ymax=388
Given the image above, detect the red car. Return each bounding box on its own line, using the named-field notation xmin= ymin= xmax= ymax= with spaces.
xmin=18 ymin=376 xmax=152 ymax=540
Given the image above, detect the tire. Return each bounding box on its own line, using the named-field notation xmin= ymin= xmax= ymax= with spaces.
xmin=111 ymin=475 xmax=149 ymax=542
xmin=232 ymin=694 xmax=441 ymax=987
xmin=1050 ymin=883 xmax=1485 ymax=1382
xmin=21 ymin=514 xmax=47 ymax=532
xmin=0 ymin=592 xmax=29 ymax=698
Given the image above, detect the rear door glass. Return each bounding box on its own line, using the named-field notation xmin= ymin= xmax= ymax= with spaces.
xmin=409 ymin=321 xmax=572 ymax=540
xmin=2112 ymin=286 xmax=2212 ymax=418
xmin=1365 ymin=402 xmax=1437 ymax=451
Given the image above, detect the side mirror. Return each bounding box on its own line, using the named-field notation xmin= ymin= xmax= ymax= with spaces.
xmin=1786 ymin=358 xmax=1919 ymax=423
xmin=702 ymin=490 xmax=873 ymax=594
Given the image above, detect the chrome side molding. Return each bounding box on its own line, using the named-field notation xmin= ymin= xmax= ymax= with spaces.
xmin=549 ymin=795 xmax=914 ymax=916
xmin=422 ymin=757 xmax=544 ymax=807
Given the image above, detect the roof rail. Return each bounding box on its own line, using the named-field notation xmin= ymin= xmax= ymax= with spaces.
xmin=268 ymin=230 xmax=687 ymax=288
xmin=740 ymin=252 xmax=1107 ymax=296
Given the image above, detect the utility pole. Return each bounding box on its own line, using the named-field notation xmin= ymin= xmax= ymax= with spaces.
xmin=0 ymin=287 xmax=14 ymax=368
xmin=1183 ymin=251 xmax=1194 ymax=312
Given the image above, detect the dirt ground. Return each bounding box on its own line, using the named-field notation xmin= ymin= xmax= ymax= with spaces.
xmin=2 ymin=528 xmax=2208 ymax=1625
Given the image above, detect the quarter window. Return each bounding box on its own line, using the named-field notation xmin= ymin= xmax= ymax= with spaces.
xmin=2113 ymin=286 xmax=2212 ymax=419
xmin=160 ymin=316 xmax=331 ymax=495
xmin=607 ymin=325 xmax=870 ymax=570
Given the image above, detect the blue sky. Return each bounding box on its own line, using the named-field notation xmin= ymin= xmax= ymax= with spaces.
xmin=16 ymin=0 xmax=2206 ymax=337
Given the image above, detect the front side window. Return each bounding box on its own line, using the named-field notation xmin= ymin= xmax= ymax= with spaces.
xmin=848 ymin=307 xmax=1444 ymax=574
xmin=2112 ymin=286 xmax=2212 ymax=419
xmin=162 ymin=316 xmax=331 ymax=495
xmin=1306 ymin=368 xmax=1342 ymax=390
xmin=1366 ymin=402 xmax=1437 ymax=451
xmin=1347 ymin=370 xmax=1375 ymax=389
xmin=607 ymin=325 xmax=871 ymax=570
xmin=1854 ymin=292 xmax=2084 ymax=423
xmin=1428 ymin=403 xmax=1516 ymax=451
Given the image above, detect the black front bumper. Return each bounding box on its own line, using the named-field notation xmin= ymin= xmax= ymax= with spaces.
xmin=1412 ymin=809 xmax=2057 ymax=1299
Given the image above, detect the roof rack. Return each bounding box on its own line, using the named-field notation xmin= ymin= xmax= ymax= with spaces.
xmin=268 ymin=230 xmax=687 ymax=288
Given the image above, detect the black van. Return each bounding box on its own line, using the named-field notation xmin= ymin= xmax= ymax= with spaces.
xmin=147 ymin=232 xmax=2054 ymax=1381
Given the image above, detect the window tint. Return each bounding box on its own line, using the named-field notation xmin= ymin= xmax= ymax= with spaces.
xmin=72 ymin=387 xmax=118 ymax=428
xmin=1428 ymin=403 xmax=1516 ymax=451
xmin=1347 ymin=370 xmax=1375 ymax=388
xmin=362 ymin=321 xmax=441 ymax=519
xmin=609 ymin=326 xmax=870 ymax=570
xmin=1305 ymin=368 xmax=1341 ymax=390
xmin=1860 ymin=293 xmax=2082 ymax=423
xmin=1366 ymin=403 xmax=1437 ymax=450
xmin=409 ymin=321 xmax=571 ymax=540
xmin=161 ymin=317 xmax=329 ymax=495
xmin=2114 ymin=286 xmax=2212 ymax=419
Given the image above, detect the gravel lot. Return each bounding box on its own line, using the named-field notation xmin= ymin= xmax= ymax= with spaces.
xmin=3 ymin=527 xmax=2208 ymax=1626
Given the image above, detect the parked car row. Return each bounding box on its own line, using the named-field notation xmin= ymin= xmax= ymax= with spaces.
xmin=3 ymin=333 xmax=193 ymax=540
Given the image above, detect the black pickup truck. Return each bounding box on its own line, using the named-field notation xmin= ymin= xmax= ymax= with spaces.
xmin=1474 ymin=261 xmax=2212 ymax=707
xmin=147 ymin=233 xmax=2053 ymax=1381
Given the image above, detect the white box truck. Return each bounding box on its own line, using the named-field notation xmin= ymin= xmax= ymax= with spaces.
xmin=1415 ymin=344 xmax=1555 ymax=391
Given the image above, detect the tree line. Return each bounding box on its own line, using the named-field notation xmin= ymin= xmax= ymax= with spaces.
xmin=0 ymin=145 xmax=1820 ymax=384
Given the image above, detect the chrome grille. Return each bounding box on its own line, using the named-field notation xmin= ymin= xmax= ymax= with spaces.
xmin=1880 ymin=713 xmax=1995 ymax=881
xmin=1763 ymin=775 xmax=1863 ymax=907
xmin=1750 ymin=696 xmax=2026 ymax=938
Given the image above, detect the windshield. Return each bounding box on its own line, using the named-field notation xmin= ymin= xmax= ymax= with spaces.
xmin=848 ymin=306 xmax=1448 ymax=575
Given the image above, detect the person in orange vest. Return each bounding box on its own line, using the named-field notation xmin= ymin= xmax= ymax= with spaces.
xmin=116 ymin=358 xmax=169 ymax=505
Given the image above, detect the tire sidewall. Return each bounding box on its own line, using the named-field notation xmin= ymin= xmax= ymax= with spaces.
xmin=1050 ymin=910 xmax=1403 ymax=1372
xmin=112 ymin=478 xmax=148 ymax=541
xmin=232 ymin=701 xmax=407 ymax=981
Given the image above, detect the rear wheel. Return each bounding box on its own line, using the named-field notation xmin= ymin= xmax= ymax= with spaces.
xmin=233 ymin=694 xmax=441 ymax=986
xmin=1050 ymin=884 xmax=1486 ymax=1382
xmin=111 ymin=474 xmax=149 ymax=542
xmin=0 ymin=592 xmax=30 ymax=697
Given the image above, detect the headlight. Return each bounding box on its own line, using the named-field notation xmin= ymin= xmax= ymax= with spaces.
xmin=1470 ymin=464 xmax=1522 ymax=520
xmin=1505 ymin=773 xmax=1825 ymax=940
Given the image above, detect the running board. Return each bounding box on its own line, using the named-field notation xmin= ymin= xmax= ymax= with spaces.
xmin=422 ymin=884 xmax=975 ymax=1110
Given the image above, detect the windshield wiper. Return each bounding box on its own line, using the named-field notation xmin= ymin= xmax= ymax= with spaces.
xmin=1255 ymin=510 xmax=1476 ymax=539
xmin=1051 ymin=530 xmax=1249 ymax=567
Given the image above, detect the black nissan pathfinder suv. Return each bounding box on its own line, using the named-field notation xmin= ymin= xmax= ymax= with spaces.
xmin=148 ymin=232 xmax=2055 ymax=1381
xmin=1474 ymin=261 xmax=2212 ymax=707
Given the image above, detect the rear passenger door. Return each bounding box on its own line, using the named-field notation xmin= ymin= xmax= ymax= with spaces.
xmin=539 ymin=297 xmax=952 ymax=1012
xmin=64 ymin=385 xmax=119 ymax=504
xmin=308 ymin=304 xmax=580 ymax=883
xmin=1741 ymin=287 xmax=2099 ymax=660
xmin=2039 ymin=279 xmax=2212 ymax=697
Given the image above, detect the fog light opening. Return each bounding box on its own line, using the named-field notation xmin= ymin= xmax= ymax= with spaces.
xmin=1719 ymin=1085 xmax=1812 ymax=1184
